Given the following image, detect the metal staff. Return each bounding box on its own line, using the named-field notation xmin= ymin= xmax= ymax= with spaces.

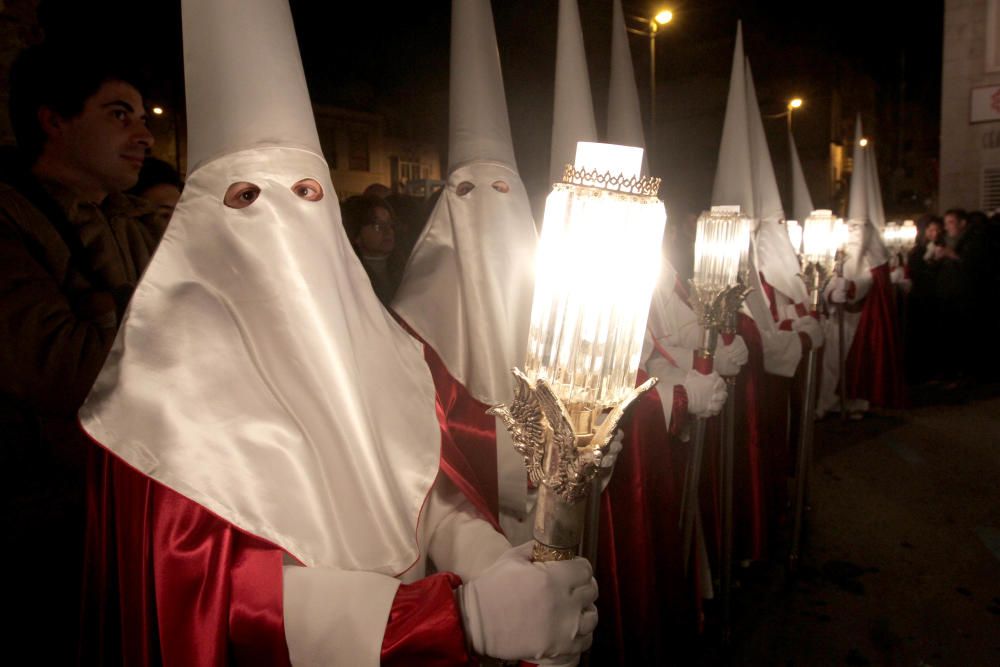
xmin=718 ymin=310 xmax=739 ymax=642
xmin=788 ymin=261 xmax=829 ymax=568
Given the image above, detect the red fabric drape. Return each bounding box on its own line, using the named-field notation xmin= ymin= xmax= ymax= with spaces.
xmin=381 ymin=572 xmax=472 ymax=666
xmin=846 ymin=264 xmax=907 ymax=409
xmin=592 ymin=376 xmax=696 ymax=666
xmin=80 ymin=442 xmax=294 ymax=667
xmin=80 ymin=409 xmax=480 ymax=666
xmin=393 ymin=313 xmax=501 ymax=524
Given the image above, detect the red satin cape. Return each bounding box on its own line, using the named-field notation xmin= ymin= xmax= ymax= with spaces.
xmin=590 ymin=374 xmax=699 ymax=665
xmin=846 ymin=264 xmax=907 ymax=409
xmin=79 ymin=419 xmax=479 ymax=666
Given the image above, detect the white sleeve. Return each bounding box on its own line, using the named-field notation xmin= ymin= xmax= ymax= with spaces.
xmin=282 ymin=565 xmax=400 ymax=667
xmin=761 ymin=328 xmax=803 ymax=377
xmin=424 ymin=476 xmax=511 ymax=582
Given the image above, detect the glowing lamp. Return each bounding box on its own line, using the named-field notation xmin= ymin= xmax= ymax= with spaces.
xmin=492 ymin=142 xmax=666 ymax=562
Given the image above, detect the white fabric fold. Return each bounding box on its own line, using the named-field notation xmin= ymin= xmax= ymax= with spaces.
xmin=82 ymin=148 xmax=440 ymax=573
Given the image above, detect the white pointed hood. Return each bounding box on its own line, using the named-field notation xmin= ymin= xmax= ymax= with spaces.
xmin=549 ymin=0 xmax=598 ymax=184
xmin=843 ymin=115 xmax=888 ymax=275
xmin=789 ymin=129 xmax=814 ymax=222
xmin=448 ymin=0 xmax=517 ymax=170
xmin=607 ymin=0 xmax=647 ymax=155
xmin=847 ymin=114 xmax=869 ymax=223
xmin=80 ymin=0 xmax=440 ymax=574
xmin=711 ymin=23 xmax=753 ymax=214
xmin=746 ymin=58 xmax=808 ymax=303
xmin=865 ymin=142 xmax=886 ymax=229
xmin=394 ymin=0 xmax=536 ymax=406
xmin=393 ymin=0 xmax=537 ymax=521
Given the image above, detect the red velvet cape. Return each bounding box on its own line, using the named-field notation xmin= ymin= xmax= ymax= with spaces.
xmin=846 ymin=264 xmax=907 ymax=409
xmin=78 ymin=398 xmax=488 ymax=666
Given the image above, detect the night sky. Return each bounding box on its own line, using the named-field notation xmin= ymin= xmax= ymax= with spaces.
xmin=35 ymin=0 xmax=944 ymax=212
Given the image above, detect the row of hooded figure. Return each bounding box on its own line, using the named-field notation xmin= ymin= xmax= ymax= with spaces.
xmin=73 ymin=0 xmax=906 ymax=665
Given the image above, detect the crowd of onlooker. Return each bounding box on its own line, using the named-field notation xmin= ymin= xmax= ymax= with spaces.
xmin=904 ymin=208 xmax=1000 ymax=390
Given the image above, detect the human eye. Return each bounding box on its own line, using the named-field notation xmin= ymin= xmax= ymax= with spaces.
xmin=290 ymin=178 xmax=324 ymax=201
xmin=223 ymin=182 xmax=261 ymax=209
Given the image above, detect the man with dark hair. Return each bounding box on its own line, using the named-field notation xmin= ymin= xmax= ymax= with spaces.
xmin=0 ymin=42 xmax=166 ymax=660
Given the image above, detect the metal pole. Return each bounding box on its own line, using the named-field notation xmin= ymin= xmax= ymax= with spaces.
xmin=789 ymin=346 xmax=818 ymax=567
xmin=581 ymin=476 xmax=602 ymax=566
xmin=649 ymin=26 xmax=656 ymax=136
xmin=720 ymin=374 xmax=736 ymax=643
xmin=680 ymin=327 xmax=717 ymax=574
xmin=680 ymin=416 xmax=707 ymax=575
xmin=838 ymin=303 xmax=847 ymax=420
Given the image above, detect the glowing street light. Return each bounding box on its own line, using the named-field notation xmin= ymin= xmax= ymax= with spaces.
xmin=859 ymin=137 xmax=869 ymax=147
xmin=653 ymin=9 xmax=673 ymax=25
xmin=152 ymin=106 xmax=165 ymax=116
xmin=626 ymin=7 xmax=675 ymax=138
xmin=787 ymin=97 xmax=803 ymax=132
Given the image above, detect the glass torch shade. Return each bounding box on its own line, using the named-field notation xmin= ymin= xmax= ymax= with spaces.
xmin=802 ymin=209 xmax=844 ymax=268
xmin=524 ymin=169 xmax=666 ymax=411
xmin=883 ymin=222 xmax=901 ymax=250
xmin=900 ymin=220 xmax=917 ymax=249
xmin=692 ymin=206 xmax=752 ymax=292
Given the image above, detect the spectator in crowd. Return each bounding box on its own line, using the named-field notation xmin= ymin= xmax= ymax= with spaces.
xmin=0 ymin=43 xmax=167 ymax=660
xmin=906 ymin=215 xmax=944 ymax=384
xmin=935 ymin=209 xmax=990 ymax=384
xmin=341 ymin=193 xmax=402 ymax=304
xmin=128 ymin=156 xmax=183 ymax=227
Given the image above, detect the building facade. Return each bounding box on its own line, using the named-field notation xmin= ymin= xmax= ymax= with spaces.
xmin=941 ymin=0 xmax=1000 ymax=210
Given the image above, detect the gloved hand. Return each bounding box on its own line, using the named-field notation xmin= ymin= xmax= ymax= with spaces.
xmin=597 ymin=429 xmax=624 ymax=492
xmin=791 ymin=316 xmax=824 ymax=348
xmin=459 ymin=542 xmax=598 ymax=661
xmin=712 ymin=335 xmax=749 ymax=377
xmin=682 ymin=369 xmax=727 ymax=418
xmin=828 ymin=276 xmax=848 ymax=304
xmin=890 ymin=266 xmax=905 ymax=284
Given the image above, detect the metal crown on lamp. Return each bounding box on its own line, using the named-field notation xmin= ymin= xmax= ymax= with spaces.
xmin=490 ymin=141 xmax=666 ymax=563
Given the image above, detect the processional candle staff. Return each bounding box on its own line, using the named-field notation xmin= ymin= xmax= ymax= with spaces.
xmin=788 ymin=208 xmax=845 ymax=566
xmin=678 ymin=205 xmax=751 ymax=574
xmin=490 ymin=142 xmax=667 ymax=564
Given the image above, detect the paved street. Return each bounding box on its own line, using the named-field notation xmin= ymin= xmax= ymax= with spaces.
xmin=712 ymin=394 xmax=1000 ymax=666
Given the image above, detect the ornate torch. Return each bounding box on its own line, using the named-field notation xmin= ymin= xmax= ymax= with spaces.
xmin=678 ymin=205 xmax=752 ymax=575
xmin=490 ymin=142 xmax=667 ymax=563
xmin=788 ymin=209 xmax=845 ymax=566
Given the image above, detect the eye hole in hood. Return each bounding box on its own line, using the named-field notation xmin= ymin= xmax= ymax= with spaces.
xmin=224 ymin=182 xmax=261 ymax=209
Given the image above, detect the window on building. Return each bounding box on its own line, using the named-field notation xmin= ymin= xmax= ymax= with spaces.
xmin=348 ymin=127 xmax=370 ymax=172
xmin=981 ymin=166 xmax=1000 ymax=209
xmin=398 ymin=160 xmax=427 ymax=184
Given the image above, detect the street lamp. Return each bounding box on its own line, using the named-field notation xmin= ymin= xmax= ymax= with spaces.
xmin=787 ymin=97 xmax=803 ymax=132
xmin=626 ymin=7 xmax=674 ymax=137
xmin=859 ymin=137 xmax=869 ymax=147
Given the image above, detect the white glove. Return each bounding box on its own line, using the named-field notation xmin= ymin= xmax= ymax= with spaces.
xmin=597 ymin=428 xmax=624 ymax=492
xmin=682 ymin=369 xmax=727 ymax=418
xmin=459 ymin=542 xmax=598 ymax=661
xmin=890 ymin=266 xmax=905 ymax=284
xmin=791 ymin=316 xmax=824 ymax=348
xmin=828 ymin=276 xmax=848 ymax=304
xmin=712 ymin=335 xmax=749 ymax=376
